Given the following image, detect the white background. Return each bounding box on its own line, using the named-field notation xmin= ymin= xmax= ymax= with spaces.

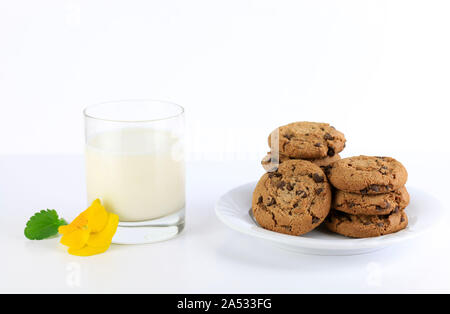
xmin=1 ymin=0 xmax=450 ymax=159
xmin=1 ymin=1 xmax=450 ymax=293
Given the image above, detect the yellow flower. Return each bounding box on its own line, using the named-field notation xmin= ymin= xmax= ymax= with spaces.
xmin=59 ymin=199 xmax=119 ymax=256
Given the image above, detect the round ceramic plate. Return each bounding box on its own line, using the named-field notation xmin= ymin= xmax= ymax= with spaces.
xmin=215 ymin=182 xmax=445 ymax=255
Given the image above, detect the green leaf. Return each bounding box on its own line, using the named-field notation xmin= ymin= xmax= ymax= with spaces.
xmin=24 ymin=209 xmax=68 ymax=240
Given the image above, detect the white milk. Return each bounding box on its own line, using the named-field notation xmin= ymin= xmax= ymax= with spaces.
xmin=85 ymin=128 xmax=185 ymax=222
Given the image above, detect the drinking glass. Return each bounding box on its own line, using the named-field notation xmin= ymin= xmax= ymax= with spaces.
xmin=84 ymin=100 xmax=185 ymax=244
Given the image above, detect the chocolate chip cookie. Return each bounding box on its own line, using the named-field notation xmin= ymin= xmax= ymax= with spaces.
xmin=252 ymin=159 xmax=332 ymax=236
xmin=267 ymin=122 xmax=346 ymax=159
xmin=328 ymin=156 xmax=408 ymax=194
xmin=325 ymin=209 xmax=408 ymax=238
xmin=333 ymin=186 xmax=410 ymax=215
xmin=261 ymin=152 xmax=341 ymax=172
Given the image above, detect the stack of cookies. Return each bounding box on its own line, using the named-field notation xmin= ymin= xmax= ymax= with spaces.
xmin=261 ymin=122 xmax=346 ymax=173
xmin=252 ymin=121 xmax=410 ymax=239
xmin=252 ymin=122 xmax=347 ymax=236
xmin=325 ymin=156 xmax=409 ymax=238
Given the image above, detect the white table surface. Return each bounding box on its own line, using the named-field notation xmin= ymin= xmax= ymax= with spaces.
xmin=1 ymin=154 xmax=449 ymax=293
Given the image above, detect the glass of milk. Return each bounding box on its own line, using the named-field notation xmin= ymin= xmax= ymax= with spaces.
xmin=84 ymin=100 xmax=185 ymax=244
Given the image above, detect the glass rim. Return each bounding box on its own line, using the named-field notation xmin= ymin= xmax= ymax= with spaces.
xmin=83 ymin=99 xmax=184 ymax=123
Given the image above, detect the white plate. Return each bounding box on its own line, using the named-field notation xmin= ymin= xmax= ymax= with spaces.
xmin=215 ymin=182 xmax=445 ymax=255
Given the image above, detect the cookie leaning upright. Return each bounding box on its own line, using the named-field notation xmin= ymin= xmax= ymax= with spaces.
xmin=268 ymin=122 xmax=346 ymax=159
xmin=252 ymin=160 xmax=332 ymax=236
xmin=328 ymin=156 xmax=408 ymax=194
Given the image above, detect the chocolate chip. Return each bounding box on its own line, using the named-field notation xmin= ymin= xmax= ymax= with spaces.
xmin=312 ymin=173 xmax=324 ymax=183
xmin=276 ymin=181 xmax=286 ymax=189
xmin=394 ymin=206 xmax=399 ymax=213
xmin=370 ymin=185 xmax=380 ymax=192
xmin=360 ymin=184 xmax=383 ymax=194
xmin=376 ymin=205 xmax=383 ymax=211
xmin=322 ymin=165 xmax=332 ymax=175
xmin=267 ymin=198 xmax=276 ymax=206
xmin=327 ymin=147 xmax=335 ymax=157
xmin=286 ymin=183 xmax=294 ymax=191
xmin=376 ymin=222 xmax=384 ymax=227
xmin=324 ymin=133 xmax=334 ymax=140
xmin=338 ymin=212 xmax=352 ymax=222
xmin=296 ymin=190 xmax=308 ymax=198
xmin=268 ymin=172 xmax=282 ymax=178
xmin=401 ymin=217 xmax=405 ymax=222
xmin=312 ymin=216 xmax=320 ymax=224
xmin=293 ymin=203 xmax=298 ymax=208
xmin=314 ymin=143 xmax=322 ymax=147
xmin=315 ymin=188 xmax=324 ymax=195
xmin=257 ymin=196 xmax=263 ymax=204
xmin=284 ymin=134 xmax=294 ymax=140
xmin=385 ymin=201 xmax=391 ymax=209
